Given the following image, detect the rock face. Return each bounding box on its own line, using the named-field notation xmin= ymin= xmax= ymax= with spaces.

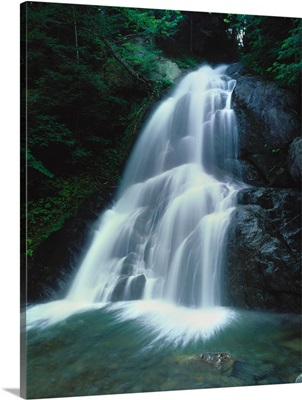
xmin=223 ymin=63 xmax=301 ymax=313
xmin=225 ymin=188 xmax=301 ymax=313
xmin=288 ymin=137 xmax=302 ymax=183
xmin=226 ymin=63 xmax=301 ymax=188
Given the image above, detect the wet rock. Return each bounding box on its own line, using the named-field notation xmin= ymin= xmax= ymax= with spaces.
xmin=227 ymin=63 xmax=299 ymax=149
xmin=120 ymin=253 xmax=138 ymax=276
xmin=288 ymin=137 xmax=302 ymax=183
xmin=225 ymin=187 xmax=301 ymax=313
xmin=238 ymin=159 xmax=267 ymax=186
xmin=110 ymin=277 xmax=128 ymax=302
xmin=128 ymin=274 xmax=146 ymax=300
xmin=226 ymin=63 xmax=300 ymax=188
xmin=110 ymin=274 xmax=146 ymax=302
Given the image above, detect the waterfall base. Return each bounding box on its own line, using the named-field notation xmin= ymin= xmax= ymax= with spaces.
xmin=25 ymin=300 xmax=237 ymax=345
xmin=25 ymin=304 xmax=301 ymax=399
xmin=108 ymin=301 xmax=237 ymax=345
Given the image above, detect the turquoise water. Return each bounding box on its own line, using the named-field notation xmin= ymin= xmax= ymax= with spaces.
xmin=25 ymin=303 xmax=301 ymax=399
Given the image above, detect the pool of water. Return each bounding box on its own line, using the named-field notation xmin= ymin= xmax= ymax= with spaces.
xmin=24 ymin=301 xmax=301 ymax=399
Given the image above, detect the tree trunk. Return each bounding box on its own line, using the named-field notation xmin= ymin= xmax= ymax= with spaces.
xmin=103 ymin=38 xmax=151 ymax=88
xmin=73 ymin=8 xmax=80 ymax=64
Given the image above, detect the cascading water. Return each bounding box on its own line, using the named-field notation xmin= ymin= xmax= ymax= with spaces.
xmin=67 ymin=65 xmax=240 ymax=307
xmin=27 ymin=65 xmax=243 ymax=339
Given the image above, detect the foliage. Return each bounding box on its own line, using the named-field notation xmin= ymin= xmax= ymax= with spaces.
xmin=225 ymin=14 xmax=301 ymax=91
xmin=173 ymin=55 xmax=200 ymax=70
xmin=119 ymin=7 xmax=183 ymax=39
xmin=25 ymin=147 xmax=55 ymax=179
xmin=266 ymin=20 xmax=302 ymax=88
xmin=25 ymin=173 xmax=98 ymax=254
xmin=21 ymin=2 xmax=184 ymax=251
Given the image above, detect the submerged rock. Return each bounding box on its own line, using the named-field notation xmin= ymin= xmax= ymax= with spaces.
xmin=176 ymin=352 xmax=235 ymax=376
xmin=197 ymin=352 xmax=233 ymax=368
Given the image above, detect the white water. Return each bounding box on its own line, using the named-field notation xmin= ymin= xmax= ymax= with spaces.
xmin=27 ymin=65 xmax=243 ymax=338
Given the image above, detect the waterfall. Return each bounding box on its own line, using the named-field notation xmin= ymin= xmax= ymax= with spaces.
xmin=66 ymin=65 xmax=241 ymax=310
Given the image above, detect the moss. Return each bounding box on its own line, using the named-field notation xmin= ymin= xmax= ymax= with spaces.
xmin=26 ymin=173 xmax=98 ymax=253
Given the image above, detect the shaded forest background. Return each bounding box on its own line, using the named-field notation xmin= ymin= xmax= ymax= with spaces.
xmin=21 ymin=2 xmax=301 ymax=259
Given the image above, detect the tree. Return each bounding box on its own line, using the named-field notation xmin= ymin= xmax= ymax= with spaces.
xmin=225 ymin=14 xmax=301 ymax=91
xmin=267 ymin=19 xmax=302 ymax=89
xmin=21 ymin=2 xmax=183 ymax=251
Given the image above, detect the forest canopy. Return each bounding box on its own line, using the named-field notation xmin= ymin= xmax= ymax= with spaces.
xmin=225 ymin=14 xmax=301 ymax=90
xmin=21 ymin=2 xmax=301 ymax=255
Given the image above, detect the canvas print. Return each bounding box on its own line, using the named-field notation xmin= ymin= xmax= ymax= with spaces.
xmin=20 ymin=1 xmax=301 ymax=398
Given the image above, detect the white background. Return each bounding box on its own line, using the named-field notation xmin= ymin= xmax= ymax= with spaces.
xmin=0 ymin=1 xmax=301 ymax=399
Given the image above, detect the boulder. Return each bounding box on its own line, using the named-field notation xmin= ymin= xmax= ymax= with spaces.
xmin=129 ymin=37 xmax=182 ymax=83
xmin=120 ymin=252 xmax=138 ymax=276
xmin=225 ymin=187 xmax=301 ymax=313
xmin=110 ymin=276 xmax=129 ymax=302
xmin=226 ymin=63 xmax=300 ymax=188
xmin=110 ymin=274 xmax=146 ymax=301
xmin=149 ymin=58 xmax=182 ymax=82
xmin=128 ymin=274 xmax=146 ymax=300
